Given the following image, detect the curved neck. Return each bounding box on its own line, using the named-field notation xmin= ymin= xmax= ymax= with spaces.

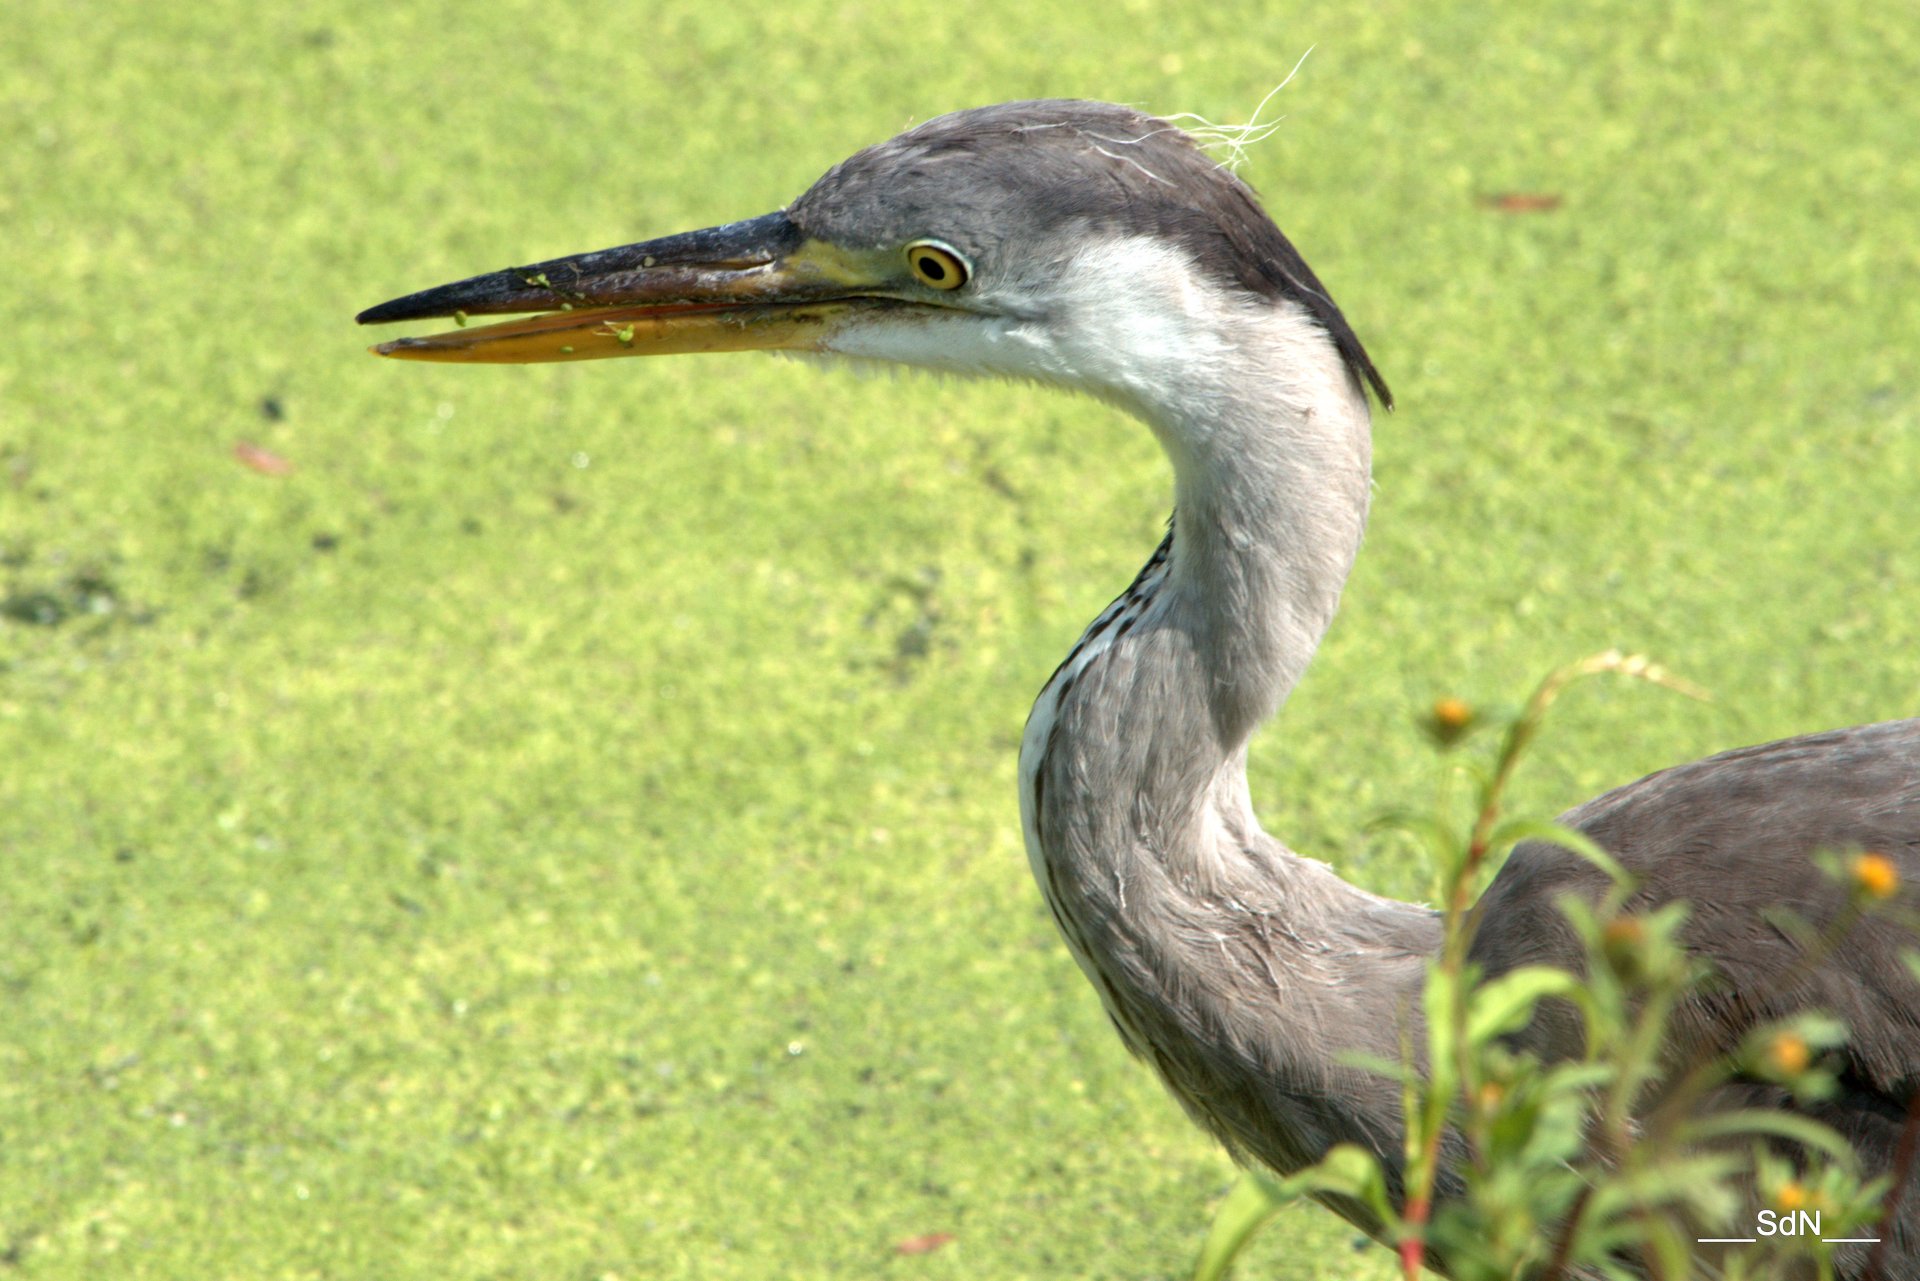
xmin=1144 ymin=303 xmax=1374 ymax=749
xmin=1021 ymin=299 xmax=1375 ymax=856
xmin=1017 ymin=301 xmax=1432 ymax=1183
xmin=1018 ymin=297 xmax=1379 ymax=923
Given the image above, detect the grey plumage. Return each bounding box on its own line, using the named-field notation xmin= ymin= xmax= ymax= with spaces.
xmin=787 ymin=101 xmax=1394 ymax=406
xmin=359 ymin=98 xmax=1920 ymax=1277
xmin=1482 ymin=726 xmax=1920 ymax=1167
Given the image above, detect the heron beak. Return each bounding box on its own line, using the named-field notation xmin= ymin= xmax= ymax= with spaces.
xmin=356 ymin=211 xmax=903 ymax=363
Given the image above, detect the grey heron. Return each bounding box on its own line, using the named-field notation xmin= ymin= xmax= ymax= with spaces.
xmin=358 ymin=99 xmax=1920 ymax=1276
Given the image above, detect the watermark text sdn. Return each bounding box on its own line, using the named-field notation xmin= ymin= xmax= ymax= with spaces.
xmin=1756 ymin=1209 xmax=1822 ymax=1237
xmin=1699 ymin=1209 xmax=1877 ymax=1246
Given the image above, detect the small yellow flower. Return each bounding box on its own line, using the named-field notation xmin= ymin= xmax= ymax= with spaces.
xmin=1775 ymin=1181 xmax=1808 ymax=1213
xmin=1423 ymin=697 xmax=1475 ymax=748
xmin=1602 ymin=917 xmax=1646 ymax=949
xmin=1600 ymin=916 xmax=1647 ymax=980
xmin=1476 ymin=1081 xmax=1505 ymax=1111
xmin=1768 ymin=1032 xmax=1811 ymax=1076
xmin=1851 ymin=851 xmax=1899 ymax=901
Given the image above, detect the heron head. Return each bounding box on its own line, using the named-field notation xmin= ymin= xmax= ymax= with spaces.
xmin=358 ymin=99 xmax=1389 ymax=411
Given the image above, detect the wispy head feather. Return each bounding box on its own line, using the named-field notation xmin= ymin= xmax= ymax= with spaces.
xmin=1164 ymin=48 xmax=1315 ymax=173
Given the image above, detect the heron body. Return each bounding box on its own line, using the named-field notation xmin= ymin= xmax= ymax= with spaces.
xmin=360 ymin=100 xmax=1920 ymax=1276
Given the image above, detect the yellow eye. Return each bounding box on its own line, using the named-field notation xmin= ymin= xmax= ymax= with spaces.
xmin=905 ymin=241 xmax=970 ymax=290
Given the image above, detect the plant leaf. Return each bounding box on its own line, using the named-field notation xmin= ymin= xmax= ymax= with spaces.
xmin=1680 ymin=1109 xmax=1862 ymax=1165
xmin=1466 ymin=965 xmax=1583 ymax=1046
xmin=1190 ymin=1171 xmax=1290 ymax=1281
xmin=1487 ymin=817 xmax=1634 ymax=888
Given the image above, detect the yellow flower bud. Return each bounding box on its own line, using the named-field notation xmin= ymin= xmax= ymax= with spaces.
xmin=1852 ymin=852 xmax=1899 ymax=901
xmin=1768 ymin=1032 xmax=1811 ymax=1076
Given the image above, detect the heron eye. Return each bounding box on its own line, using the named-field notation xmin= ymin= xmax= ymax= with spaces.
xmin=906 ymin=242 xmax=970 ymax=291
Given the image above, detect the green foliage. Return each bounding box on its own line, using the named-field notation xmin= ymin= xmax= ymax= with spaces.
xmin=1199 ymin=658 xmax=1900 ymax=1280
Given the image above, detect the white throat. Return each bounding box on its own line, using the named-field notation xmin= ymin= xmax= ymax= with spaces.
xmin=1002 ymin=241 xmax=1377 ymax=978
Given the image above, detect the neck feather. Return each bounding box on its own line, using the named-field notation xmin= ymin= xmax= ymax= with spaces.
xmin=1015 ymin=258 xmax=1435 ymax=1192
xmin=1142 ymin=302 xmax=1374 ymax=747
xmin=1017 ymin=296 xmax=1376 ymax=919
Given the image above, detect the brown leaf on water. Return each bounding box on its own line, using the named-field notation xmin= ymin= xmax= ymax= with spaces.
xmin=1480 ymin=192 xmax=1564 ymax=213
xmin=894 ymin=1232 xmax=955 ymax=1256
xmin=233 ymin=441 xmax=294 ymax=476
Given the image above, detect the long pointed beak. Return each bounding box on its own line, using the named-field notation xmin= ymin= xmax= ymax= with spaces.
xmin=357 ymin=212 xmax=902 ymax=363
